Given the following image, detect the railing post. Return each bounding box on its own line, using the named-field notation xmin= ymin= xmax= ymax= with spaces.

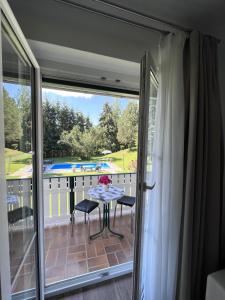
xmin=69 ymin=177 xmax=75 ymax=222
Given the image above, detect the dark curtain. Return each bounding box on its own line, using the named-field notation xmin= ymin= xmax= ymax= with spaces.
xmin=177 ymin=31 xmax=225 ymax=300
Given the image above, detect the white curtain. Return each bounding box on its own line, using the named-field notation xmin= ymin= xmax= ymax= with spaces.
xmin=141 ymin=32 xmax=186 ymax=300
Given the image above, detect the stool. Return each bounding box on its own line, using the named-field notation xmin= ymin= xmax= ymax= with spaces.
xmin=72 ymin=199 xmax=101 ymax=239
xmin=113 ymin=196 xmax=135 ymax=233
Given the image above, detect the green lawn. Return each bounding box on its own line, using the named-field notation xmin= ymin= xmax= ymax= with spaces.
xmin=104 ymin=148 xmax=137 ymax=172
xmin=5 ymin=147 xmax=137 ymax=179
xmin=5 ymin=148 xmax=32 ymax=178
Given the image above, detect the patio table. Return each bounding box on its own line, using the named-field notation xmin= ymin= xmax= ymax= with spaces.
xmin=88 ymin=185 xmax=125 ymax=239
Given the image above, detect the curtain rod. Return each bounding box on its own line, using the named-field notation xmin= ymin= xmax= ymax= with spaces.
xmin=55 ymin=0 xmax=174 ymax=34
xmin=92 ymin=0 xmax=191 ymax=33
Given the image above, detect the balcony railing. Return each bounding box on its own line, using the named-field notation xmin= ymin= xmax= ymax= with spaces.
xmin=6 ymin=173 xmax=137 ymax=226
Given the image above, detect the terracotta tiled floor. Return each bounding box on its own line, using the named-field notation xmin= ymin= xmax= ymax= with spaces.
xmin=9 ymin=226 xmax=37 ymax=293
xmin=50 ymin=274 xmax=133 ymax=300
xmin=45 ymin=214 xmax=134 ymax=285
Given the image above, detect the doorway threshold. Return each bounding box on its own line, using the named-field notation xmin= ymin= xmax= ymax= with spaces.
xmin=45 ymin=261 xmax=133 ymax=298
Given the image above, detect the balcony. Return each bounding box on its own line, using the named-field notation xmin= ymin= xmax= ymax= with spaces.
xmin=7 ymin=172 xmax=136 ymax=291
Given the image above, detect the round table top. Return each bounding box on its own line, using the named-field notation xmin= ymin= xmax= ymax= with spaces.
xmin=88 ymin=185 xmax=124 ymax=203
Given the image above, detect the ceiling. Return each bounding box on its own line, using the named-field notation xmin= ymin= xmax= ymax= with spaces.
xmin=8 ymin=0 xmax=225 ymax=45
xmin=8 ymin=0 xmax=161 ymax=63
xmin=95 ymin=0 xmax=225 ymax=40
xmin=28 ymin=39 xmax=140 ymax=91
xmin=7 ymin=0 xmax=225 ymax=91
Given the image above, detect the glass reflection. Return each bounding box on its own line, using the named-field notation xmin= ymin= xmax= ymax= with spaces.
xmin=2 ymin=26 xmax=37 ymax=295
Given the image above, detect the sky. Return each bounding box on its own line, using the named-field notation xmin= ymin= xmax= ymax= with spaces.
xmin=4 ymin=83 xmax=138 ymax=125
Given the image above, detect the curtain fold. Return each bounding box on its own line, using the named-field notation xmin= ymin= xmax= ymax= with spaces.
xmin=140 ymin=30 xmax=224 ymax=300
xmin=141 ymin=32 xmax=186 ymax=300
xmin=177 ymin=31 xmax=224 ymax=300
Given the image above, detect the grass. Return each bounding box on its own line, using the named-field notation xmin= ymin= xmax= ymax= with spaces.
xmin=104 ymin=148 xmax=137 ymax=172
xmin=5 ymin=147 xmax=137 ymax=179
xmin=5 ymin=148 xmax=32 ymax=178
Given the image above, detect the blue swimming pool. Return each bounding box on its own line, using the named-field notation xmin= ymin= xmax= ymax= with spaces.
xmin=50 ymin=162 xmax=110 ymax=170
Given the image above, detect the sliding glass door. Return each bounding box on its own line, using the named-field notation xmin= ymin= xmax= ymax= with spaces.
xmin=0 ymin=2 xmax=42 ymax=299
xmin=2 ymin=23 xmax=37 ymax=297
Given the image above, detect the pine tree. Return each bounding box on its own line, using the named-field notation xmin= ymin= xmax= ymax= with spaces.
xmin=43 ymin=100 xmax=60 ymax=157
xmin=99 ymin=103 xmax=120 ymax=152
xmin=117 ymin=102 xmax=139 ymax=149
xmin=58 ymin=104 xmax=76 ymax=132
xmin=42 ymin=100 xmax=93 ymax=157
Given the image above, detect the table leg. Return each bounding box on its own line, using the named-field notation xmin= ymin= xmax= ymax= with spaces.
xmin=90 ymin=203 xmax=106 ymax=240
xmin=90 ymin=203 xmax=124 ymax=240
xmin=106 ymin=203 xmax=124 ymax=239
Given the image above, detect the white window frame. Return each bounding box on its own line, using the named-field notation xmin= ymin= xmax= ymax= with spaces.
xmin=0 ymin=1 xmax=44 ymax=299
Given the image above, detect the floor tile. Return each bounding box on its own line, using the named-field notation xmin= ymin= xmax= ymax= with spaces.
xmin=87 ymin=254 xmax=108 ymax=268
xmin=10 ymin=215 xmax=134 ymax=289
xmin=107 ymin=253 xmax=118 ymax=266
xmin=105 ymin=243 xmax=122 ymax=254
xmin=67 ymin=252 xmax=87 ymax=264
xmin=116 ymin=251 xmax=128 ymax=264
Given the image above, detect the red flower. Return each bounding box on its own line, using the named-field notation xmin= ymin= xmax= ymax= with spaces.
xmin=98 ymin=175 xmax=111 ymax=185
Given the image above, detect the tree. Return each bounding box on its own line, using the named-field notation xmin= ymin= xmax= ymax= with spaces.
xmin=74 ymin=112 xmax=92 ymax=132
xmin=3 ymin=88 xmax=22 ymax=148
xmin=111 ymin=102 xmax=121 ymax=124
xmin=99 ymin=103 xmax=120 ymax=152
xmin=117 ymin=102 xmax=139 ymax=149
xmin=58 ymin=104 xmax=76 ymax=132
xmin=43 ymin=100 xmax=60 ymax=157
xmin=17 ymin=87 xmax=32 ymax=152
xmin=59 ymin=126 xmax=103 ymax=160
xmin=42 ymin=100 xmax=93 ymax=157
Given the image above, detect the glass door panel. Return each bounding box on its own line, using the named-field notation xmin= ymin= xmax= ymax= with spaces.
xmin=1 ymin=18 xmax=38 ymax=299
xmin=42 ymin=84 xmax=138 ymax=288
xmin=133 ymin=52 xmax=158 ymax=300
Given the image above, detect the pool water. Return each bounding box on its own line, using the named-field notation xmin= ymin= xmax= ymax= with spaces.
xmin=50 ymin=162 xmax=110 ymax=170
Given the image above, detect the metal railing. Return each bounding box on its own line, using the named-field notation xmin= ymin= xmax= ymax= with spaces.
xmin=6 ymin=173 xmax=137 ymax=226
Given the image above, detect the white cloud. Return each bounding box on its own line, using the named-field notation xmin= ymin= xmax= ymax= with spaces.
xmin=43 ymin=88 xmax=93 ymax=99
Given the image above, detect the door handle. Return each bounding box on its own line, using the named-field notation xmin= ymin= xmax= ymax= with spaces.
xmin=143 ymin=182 xmax=155 ymax=190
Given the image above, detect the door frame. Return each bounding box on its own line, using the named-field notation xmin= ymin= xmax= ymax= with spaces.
xmin=0 ymin=0 xmax=44 ymax=299
xmin=132 ymin=51 xmax=158 ymax=300
xmin=41 ymin=79 xmax=136 ymax=298
xmin=0 ymin=12 xmax=11 ymax=299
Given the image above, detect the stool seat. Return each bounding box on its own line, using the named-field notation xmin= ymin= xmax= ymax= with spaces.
xmin=117 ymin=196 xmax=135 ymax=207
xmin=72 ymin=199 xmax=101 ymax=240
xmin=8 ymin=206 xmax=33 ymax=224
xmin=75 ymin=199 xmax=99 ymax=214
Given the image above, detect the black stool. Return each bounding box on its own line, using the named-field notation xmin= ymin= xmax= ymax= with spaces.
xmin=113 ymin=196 xmax=135 ymax=233
xmin=71 ymin=199 xmax=101 ymax=239
xmin=8 ymin=206 xmax=33 ymax=244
